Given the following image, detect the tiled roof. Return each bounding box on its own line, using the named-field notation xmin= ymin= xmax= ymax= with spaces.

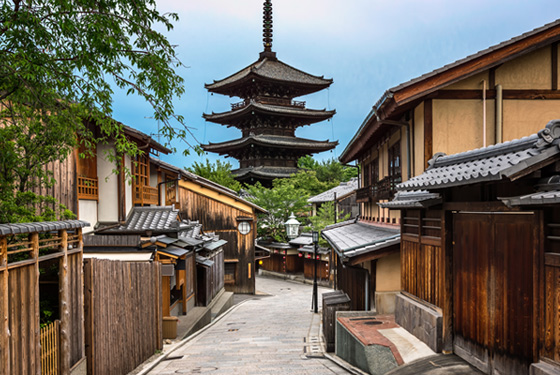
xmin=122 ymin=206 xmax=182 ymax=232
xmin=500 ymin=190 xmax=560 ymax=207
xmin=397 ymin=120 xmax=560 ymax=191
xmin=234 ymin=166 xmax=299 ymax=179
xmin=202 ymin=134 xmax=338 ymax=153
xmin=205 ymin=57 xmax=332 ymax=92
xmin=322 ymin=220 xmax=400 ymax=259
xmin=289 ymin=233 xmax=314 ymax=247
xmin=378 ymin=190 xmax=442 ymax=209
xmin=308 ymin=178 xmax=358 ymax=203
xmin=298 ymin=245 xmax=329 ymax=255
xmin=0 ymin=220 xmax=89 ymax=236
xmin=203 ymin=101 xmax=335 ymax=124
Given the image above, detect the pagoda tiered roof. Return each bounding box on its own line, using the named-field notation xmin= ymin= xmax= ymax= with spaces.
xmin=203 ymin=100 xmax=335 ymax=127
xmin=202 ymin=134 xmax=338 ymax=155
xmin=233 ymin=166 xmax=299 ymax=181
xmin=205 ymin=56 xmax=333 ymax=98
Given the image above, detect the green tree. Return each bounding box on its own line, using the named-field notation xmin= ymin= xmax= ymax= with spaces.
xmin=0 ymin=0 xmax=189 ymax=223
xmin=305 ymin=201 xmax=350 ymax=246
xmin=187 ymin=159 xmax=242 ymax=192
xmin=297 ymin=156 xmax=358 ymax=185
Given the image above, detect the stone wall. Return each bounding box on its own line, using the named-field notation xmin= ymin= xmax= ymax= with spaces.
xmin=394 ymin=293 xmax=442 ymax=352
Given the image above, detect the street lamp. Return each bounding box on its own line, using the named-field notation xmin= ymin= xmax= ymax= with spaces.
xmin=284 ymin=212 xmax=299 ymax=240
xmin=312 ymin=231 xmax=319 ymax=313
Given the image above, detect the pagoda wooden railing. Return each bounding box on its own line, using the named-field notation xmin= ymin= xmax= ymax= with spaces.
xmin=133 ymin=185 xmax=159 ymax=206
xmin=77 ymin=176 xmax=98 ymax=201
xmin=356 ymin=175 xmax=402 ymax=203
xmin=231 ymin=98 xmax=306 ymax=110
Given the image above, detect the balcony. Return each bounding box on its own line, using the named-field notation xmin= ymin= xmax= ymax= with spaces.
xmin=134 ymin=185 xmax=159 ymax=206
xmin=356 ymin=175 xmax=402 ymax=203
xmin=77 ymin=176 xmax=99 ymax=201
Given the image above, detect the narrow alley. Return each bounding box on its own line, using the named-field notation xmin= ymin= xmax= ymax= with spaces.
xmin=145 ymin=276 xmax=351 ymax=375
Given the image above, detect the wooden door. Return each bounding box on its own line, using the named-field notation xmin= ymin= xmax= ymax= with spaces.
xmin=453 ymin=212 xmax=537 ymax=375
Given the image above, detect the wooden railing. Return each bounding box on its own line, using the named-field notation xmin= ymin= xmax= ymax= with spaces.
xmin=134 ymin=185 xmax=158 ymax=206
xmin=231 ymin=98 xmax=306 ymax=110
xmin=41 ymin=320 xmax=60 ymax=375
xmin=356 ymin=175 xmax=402 ymax=203
xmin=77 ymin=176 xmax=98 ymax=201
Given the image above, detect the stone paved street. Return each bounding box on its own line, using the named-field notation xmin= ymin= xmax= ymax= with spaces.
xmin=147 ymin=276 xmax=351 ymax=375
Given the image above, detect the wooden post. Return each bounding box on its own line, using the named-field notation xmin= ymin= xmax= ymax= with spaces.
xmin=59 ymin=230 xmax=70 ymax=374
xmin=31 ymin=232 xmax=40 ymax=375
xmin=0 ymin=236 xmax=9 ymax=375
xmin=77 ymin=228 xmax=85 ymax=360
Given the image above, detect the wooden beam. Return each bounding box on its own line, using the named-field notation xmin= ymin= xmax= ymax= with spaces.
xmin=31 ymin=232 xmax=40 ymax=374
xmin=442 ymin=201 xmax=521 ymax=212
xmin=553 ymin=42 xmax=558 ymax=90
xmin=434 ymin=89 xmax=560 ymax=100
xmin=347 ymin=244 xmax=399 ymax=266
xmin=441 ymin=210 xmax=453 ymax=352
xmin=0 ymin=236 xmax=9 ymax=375
xmin=393 ymin=24 xmax=560 ymax=105
xmin=424 ymin=100 xmax=433 ymax=169
xmin=59 ymin=230 xmax=70 ymax=374
xmin=489 ymin=67 xmax=496 ymax=89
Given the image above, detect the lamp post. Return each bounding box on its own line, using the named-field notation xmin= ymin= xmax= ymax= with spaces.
xmin=284 ymin=212 xmax=299 ymax=240
xmin=312 ymin=231 xmax=319 ymax=313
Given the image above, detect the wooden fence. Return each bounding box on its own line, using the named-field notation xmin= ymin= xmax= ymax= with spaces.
xmin=84 ymin=258 xmax=162 ymax=375
xmin=41 ymin=320 xmax=60 ymax=375
xmin=0 ymin=223 xmax=86 ymax=375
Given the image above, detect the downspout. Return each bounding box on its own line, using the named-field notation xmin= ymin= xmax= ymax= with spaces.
xmin=481 ymin=80 xmax=487 ymax=147
xmin=365 ymin=271 xmax=370 ymax=311
xmin=495 ymin=84 xmax=503 ymax=144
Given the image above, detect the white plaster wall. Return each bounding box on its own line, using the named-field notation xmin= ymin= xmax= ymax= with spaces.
xmin=97 ymin=142 xmax=119 ymax=222
xmin=78 ymin=200 xmax=98 ymax=234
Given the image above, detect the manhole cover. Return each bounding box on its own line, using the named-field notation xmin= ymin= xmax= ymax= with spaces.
xmin=175 ymin=367 xmax=218 ymax=374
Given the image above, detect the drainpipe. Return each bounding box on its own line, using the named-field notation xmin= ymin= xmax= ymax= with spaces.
xmin=481 ymin=80 xmax=487 ymax=147
xmin=495 ymin=84 xmax=503 ymax=144
xmin=365 ymin=271 xmax=370 ymax=311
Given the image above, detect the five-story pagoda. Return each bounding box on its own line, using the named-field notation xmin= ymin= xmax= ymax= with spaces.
xmin=202 ymin=0 xmax=337 ymax=186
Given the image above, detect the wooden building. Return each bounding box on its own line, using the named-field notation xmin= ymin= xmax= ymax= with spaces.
xmin=308 ymin=178 xmax=359 ymax=218
xmin=151 ymin=159 xmax=267 ymax=294
xmin=336 ymin=19 xmax=560 ymax=319
xmin=0 ymin=220 xmax=89 ymax=375
xmin=380 ymin=120 xmax=560 ymax=375
xmin=201 ymin=0 xmax=337 ymax=186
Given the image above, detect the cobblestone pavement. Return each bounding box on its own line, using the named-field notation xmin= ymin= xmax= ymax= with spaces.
xmin=147 ymin=275 xmax=351 ymax=375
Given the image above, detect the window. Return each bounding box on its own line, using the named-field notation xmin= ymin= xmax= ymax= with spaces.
xmin=388 ymin=142 xmax=401 ymax=181
xmin=363 ymin=158 xmax=378 ymax=186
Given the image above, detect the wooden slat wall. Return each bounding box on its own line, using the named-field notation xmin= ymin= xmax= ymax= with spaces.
xmin=544 ymin=255 xmax=560 ymax=361
xmin=178 ymin=188 xmax=256 ymax=293
xmin=8 ymin=265 xmax=40 ymax=375
xmin=84 ymin=258 xmax=162 ymax=375
xmin=67 ymin=253 xmax=84 ymax=367
xmin=0 ymin=237 xmax=8 ymax=375
xmin=33 ymin=155 xmax=78 ymax=216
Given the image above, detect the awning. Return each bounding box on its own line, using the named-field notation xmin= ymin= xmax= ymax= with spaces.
xmin=196 ymin=255 xmax=214 ymax=268
xmin=202 ymin=239 xmax=228 ymax=251
xmin=157 ymin=246 xmax=189 ymax=259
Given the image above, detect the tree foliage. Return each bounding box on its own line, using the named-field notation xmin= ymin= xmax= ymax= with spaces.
xmin=298 ymin=155 xmax=359 ymax=185
xmin=305 ymin=201 xmax=350 ymax=246
xmin=0 ymin=0 xmax=188 ymax=223
xmin=187 ymin=159 xmax=242 ymax=192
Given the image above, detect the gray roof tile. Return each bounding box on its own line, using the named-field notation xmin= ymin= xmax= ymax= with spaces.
xmin=322 ymin=220 xmax=400 ymax=259
xmin=0 ymin=220 xmax=90 ymax=236
xmin=398 ymin=120 xmax=560 ymax=191
xmin=308 ymin=178 xmax=358 ymax=203
xmin=379 ymin=190 xmax=442 ymax=209
xmin=202 ymin=134 xmax=338 ymax=152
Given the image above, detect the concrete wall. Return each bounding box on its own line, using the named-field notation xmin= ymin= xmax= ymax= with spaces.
xmin=395 ymin=293 xmax=442 ymax=353
xmin=97 ymin=142 xmax=119 ymax=222
xmin=78 ymin=200 xmax=97 ymax=233
xmin=503 ymin=100 xmax=560 ymax=141
xmin=375 ymin=253 xmax=401 ymax=314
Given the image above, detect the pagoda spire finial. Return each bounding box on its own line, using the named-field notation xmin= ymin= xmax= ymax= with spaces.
xmin=262 ymin=0 xmax=273 ymax=52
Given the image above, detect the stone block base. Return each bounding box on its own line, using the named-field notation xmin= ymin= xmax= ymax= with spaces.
xmin=531 ymin=361 xmax=560 ymax=375
xmin=395 ymin=293 xmax=442 ymax=353
xmin=375 ymin=291 xmax=398 ymax=314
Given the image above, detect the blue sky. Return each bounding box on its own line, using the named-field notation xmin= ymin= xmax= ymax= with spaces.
xmin=110 ymin=0 xmax=560 ymax=170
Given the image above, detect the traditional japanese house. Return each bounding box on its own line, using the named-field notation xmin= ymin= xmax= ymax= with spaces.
xmin=335 ymin=19 xmax=560 ymax=317
xmin=201 ymin=0 xmax=337 ymax=186
xmin=379 ymin=120 xmax=560 ymax=375
xmin=151 ymin=159 xmax=267 ymax=294
xmin=308 ymin=178 xmax=359 ymax=218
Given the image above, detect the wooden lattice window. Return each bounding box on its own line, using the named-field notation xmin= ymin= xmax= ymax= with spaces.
xmin=388 ymin=141 xmax=401 ymax=181
xmin=132 ymin=154 xmax=158 ymax=205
